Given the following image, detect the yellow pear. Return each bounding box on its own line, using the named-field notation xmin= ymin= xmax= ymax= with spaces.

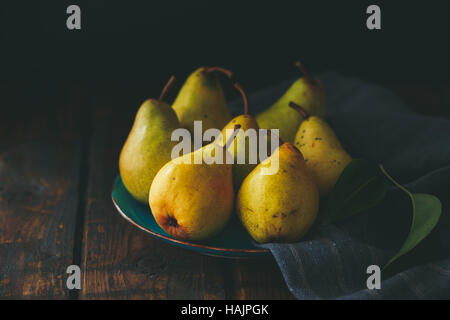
xmin=236 ymin=140 xmax=319 ymax=243
xmin=291 ymin=102 xmax=352 ymax=196
xmin=256 ymin=62 xmax=326 ymax=143
xmin=149 ymin=126 xmax=240 ymax=241
xmin=172 ymin=66 xmax=233 ymax=138
xmin=119 ymin=76 xmax=180 ymax=203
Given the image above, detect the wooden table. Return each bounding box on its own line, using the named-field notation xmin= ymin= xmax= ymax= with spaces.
xmin=0 ymin=81 xmax=448 ymax=299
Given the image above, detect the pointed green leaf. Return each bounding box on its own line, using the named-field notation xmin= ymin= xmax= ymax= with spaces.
xmin=321 ymin=159 xmax=389 ymax=224
xmin=381 ymin=166 xmax=442 ymax=267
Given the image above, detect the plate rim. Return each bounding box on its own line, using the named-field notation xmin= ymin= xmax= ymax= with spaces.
xmin=111 ymin=178 xmax=270 ymax=255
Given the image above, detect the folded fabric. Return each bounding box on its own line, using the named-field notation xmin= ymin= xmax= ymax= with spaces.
xmin=228 ymin=73 xmax=450 ymax=299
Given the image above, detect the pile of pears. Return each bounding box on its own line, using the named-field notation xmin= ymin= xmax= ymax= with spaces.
xmin=119 ymin=63 xmax=352 ymax=244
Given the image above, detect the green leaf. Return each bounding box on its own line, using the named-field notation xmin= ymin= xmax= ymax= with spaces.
xmin=380 ymin=166 xmax=442 ymax=267
xmin=321 ymin=159 xmax=389 ymax=224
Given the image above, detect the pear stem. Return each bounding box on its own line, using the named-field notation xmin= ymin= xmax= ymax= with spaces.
xmin=267 ymin=129 xmax=283 ymax=145
xmin=224 ymin=124 xmax=241 ymax=150
xmin=204 ymin=66 xmax=233 ymax=79
xmin=289 ymin=101 xmax=310 ymax=119
xmin=159 ymin=75 xmax=176 ymax=101
xmin=295 ymin=61 xmax=314 ymax=83
xmin=234 ymin=82 xmax=249 ymax=115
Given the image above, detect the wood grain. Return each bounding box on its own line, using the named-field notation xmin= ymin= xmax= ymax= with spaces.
xmin=0 ymin=82 xmax=87 ymax=299
xmin=230 ymin=258 xmax=294 ymax=299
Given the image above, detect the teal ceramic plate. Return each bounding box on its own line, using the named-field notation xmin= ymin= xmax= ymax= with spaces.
xmin=112 ymin=176 xmax=270 ymax=258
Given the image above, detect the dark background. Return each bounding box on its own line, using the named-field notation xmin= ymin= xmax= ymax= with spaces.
xmin=2 ymin=0 xmax=449 ymax=81
xmin=0 ymin=1 xmax=449 ymax=299
xmin=1 ymin=0 xmax=449 ymax=120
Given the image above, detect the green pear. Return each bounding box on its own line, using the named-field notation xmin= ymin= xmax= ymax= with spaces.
xmin=119 ymin=76 xmax=180 ymax=203
xmin=236 ymin=140 xmax=319 ymax=243
xmin=217 ymin=82 xmax=260 ymax=190
xmin=172 ymin=66 xmax=233 ymax=138
xmin=149 ymin=126 xmax=240 ymax=241
xmin=291 ymin=102 xmax=352 ymax=196
xmin=256 ymin=62 xmax=326 ymax=143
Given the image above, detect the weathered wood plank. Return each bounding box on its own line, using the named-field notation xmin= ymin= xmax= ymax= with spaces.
xmin=230 ymin=258 xmax=294 ymax=300
xmin=79 ymin=88 xmax=228 ymax=299
xmin=0 ymin=82 xmax=86 ymax=299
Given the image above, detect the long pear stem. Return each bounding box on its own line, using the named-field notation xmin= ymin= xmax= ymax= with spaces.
xmin=204 ymin=66 xmax=233 ymax=79
xmin=234 ymin=82 xmax=249 ymax=115
xmin=289 ymin=101 xmax=310 ymax=119
xmin=159 ymin=75 xmax=176 ymax=101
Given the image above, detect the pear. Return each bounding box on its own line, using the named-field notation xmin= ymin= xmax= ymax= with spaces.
xmin=256 ymin=62 xmax=326 ymax=143
xmin=290 ymin=102 xmax=352 ymax=196
xmin=218 ymin=82 xmax=260 ymax=189
xmin=119 ymin=76 xmax=180 ymax=203
xmin=149 ymin=126 xmax=240 ymax=241
xmin=236 ymin=139 xmax=319 ymax=243
xmin=172 ymin=66 xmax=233 ymax=138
